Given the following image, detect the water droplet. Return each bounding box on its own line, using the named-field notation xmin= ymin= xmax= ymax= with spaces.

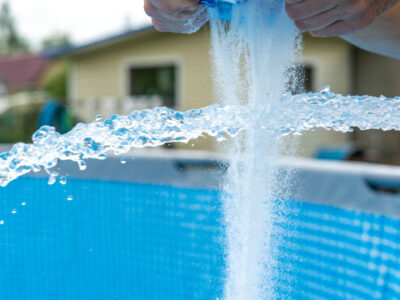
xmin=67 ymin=195 xmax=73 ymax=201
xmin=95 ymin=114 xmax=102 ymax=121
xmin=84 ymin=137 xmax=100 ymax=150
xmin=78 ymin=160 xmax=87 ymax=171
xmin=60 ymin=177 xmax=67 ymax=185
xmin=120 ymin=157 xmax=127 ymax=164
xmin=11 ymin=209 xmax=17 ymax=214
xmin=21 ymin=202 xmax=26 ymax=206
xmin=49 ymin=170 xmax=59 ymax=177
xmin=0 ymin=220 xmax=4 ymax=225
xmin=48 ymin=175 xmax=56 ymax=185
xmin=318 ymin=86 xmax=331 ymax=93
xmin=32 ymin=165 xmax=41 ymax=173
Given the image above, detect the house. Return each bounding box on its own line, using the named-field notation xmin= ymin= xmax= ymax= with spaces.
xmin=60 ymin=25 xmax=400 ymax=160
xmin=0 ymin=54 xmax=57 ymax=143
xmin=0 ymin=54 xmax=50 ymax=95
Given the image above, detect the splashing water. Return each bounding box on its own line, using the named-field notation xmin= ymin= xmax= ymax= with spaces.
xmin=1 ymin=88 xmax=400 ymax=187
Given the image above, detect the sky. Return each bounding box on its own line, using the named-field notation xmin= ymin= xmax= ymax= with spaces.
xmin=1 ymin=0 xmax=151 ymax=48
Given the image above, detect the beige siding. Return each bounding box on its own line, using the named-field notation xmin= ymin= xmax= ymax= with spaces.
xmin=354 ymin=49 xmax=400 ymax=98
xmin=70 ymin=29 xmax=214 ymax=109
xmin=302 ymin=35 xmax=353 ymax=93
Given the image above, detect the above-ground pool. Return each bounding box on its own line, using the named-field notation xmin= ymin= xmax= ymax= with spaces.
xmin=1 ymin=150 xmax=400 ymax=299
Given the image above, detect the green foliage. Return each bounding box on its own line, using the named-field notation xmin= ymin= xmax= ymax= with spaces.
xmin=0 ymin=2 xmax=29 ymax=55
xmin=42 ymin=64 xmax=68 ymax=100
xmin=0 ymin=103 xmax=42 ymax=143
xmin=41 ymin=32 xmax=72 ymax=51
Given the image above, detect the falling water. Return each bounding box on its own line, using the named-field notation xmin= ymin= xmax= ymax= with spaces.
xmin=209 ymin=0 xmax=300 ymax=298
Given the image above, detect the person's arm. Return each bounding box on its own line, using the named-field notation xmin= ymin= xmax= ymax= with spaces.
xmin=286 ymin=0 xmax=400 ymax=59
xmin=341 ymin=4 xmax=400 ymax=59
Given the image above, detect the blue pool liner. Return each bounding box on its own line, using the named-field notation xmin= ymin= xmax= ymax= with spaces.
xmin=1 ymin=174 xmax=400 ymax=299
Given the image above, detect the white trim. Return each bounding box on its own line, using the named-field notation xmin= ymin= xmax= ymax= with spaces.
xmin=281 ymin=157 xmax=400 ymax=178
xmin=120 ymin=55 xmax=184 ymax=110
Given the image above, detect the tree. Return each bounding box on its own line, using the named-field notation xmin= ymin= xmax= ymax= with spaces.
xmin=41 ymin=60 xmax=68 ymax=100
xmin=40 ymin=32 xmax=72 ymax=101
xmin=41 ymin=32 xmax=72 ymax=51
xmin=0 ymin=2 xmax=29 ymax=55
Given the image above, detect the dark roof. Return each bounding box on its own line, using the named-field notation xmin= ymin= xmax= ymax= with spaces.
xmin=44 ymin=25 xmax=154 ymax=58
xmin=0 ymin=54 xmax=50 ymax=93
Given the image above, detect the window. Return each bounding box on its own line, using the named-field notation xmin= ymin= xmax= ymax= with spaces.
xmin=128 ymin=65 xmax=176 ymax=108
xmin=286 ymin=65 xmax=313 ymax=94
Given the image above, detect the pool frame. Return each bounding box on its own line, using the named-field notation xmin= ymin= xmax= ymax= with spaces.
xmin=19 ymin=148 xmax=400 ymax=217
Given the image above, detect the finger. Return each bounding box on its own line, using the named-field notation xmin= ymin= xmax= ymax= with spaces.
xmin=310 ymin=15 xmax=372 ymax=37
xmin=145 ymin=0 xmax=203 ymax=25
xmin=295 ymin=3 xmax=353 ymax=31
xmin=152 ymin=18 xmax=186 ymax=32
xmin=286 ymin=0 xmax=340 ymax=21
xmin=152 ymin=8 xmax=208 ymax=34
xmin=145 ymin=1 xmax=171 ymax=20
xmin=149 ymin=0 xmax=199 ymax=15
xmin=182 ymin=7 xmax=209 ymax=33
xmin=285 ymin=0 xmax=304 ymax=4
xmin=184 ymin=6 xmax=208 ymax=31
xmin=189 ymin=5 xmax=208 ymax=24
xmin=152 ymin=21 xmax=200 ymax=34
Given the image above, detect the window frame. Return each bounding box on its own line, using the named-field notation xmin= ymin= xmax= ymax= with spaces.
xmin=121 ymin=56 xmax=184 ymax=110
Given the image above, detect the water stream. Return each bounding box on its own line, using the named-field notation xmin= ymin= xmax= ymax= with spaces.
xmin=1 ymin=88 xmax=399 ymax=187
xmin=0 ymin=88 xmax=400 ymax=186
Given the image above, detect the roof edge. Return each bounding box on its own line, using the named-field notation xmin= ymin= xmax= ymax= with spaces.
xmin=43 ymin=25 xmax=154 ymax=58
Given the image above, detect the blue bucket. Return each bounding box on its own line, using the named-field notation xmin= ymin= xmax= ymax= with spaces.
xmin=198 ymin=0 xmax=246 ymax=20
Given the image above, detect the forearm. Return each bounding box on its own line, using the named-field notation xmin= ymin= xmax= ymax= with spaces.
xmin=341 ymin=3 xmax=400 ymax=59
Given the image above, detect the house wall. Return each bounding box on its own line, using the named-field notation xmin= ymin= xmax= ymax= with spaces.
xmin=354 ymin=49 xmax=400 ymax=98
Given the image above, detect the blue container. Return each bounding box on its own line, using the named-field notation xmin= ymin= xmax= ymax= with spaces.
xmin=199 ymin=0 xmax=246 ymax=20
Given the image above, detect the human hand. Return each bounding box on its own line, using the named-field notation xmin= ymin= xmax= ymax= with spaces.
xmin=285 ymin=0 xmax=400 ymax=37
xmin=144 ymin=0 xmax=208 ymax=34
